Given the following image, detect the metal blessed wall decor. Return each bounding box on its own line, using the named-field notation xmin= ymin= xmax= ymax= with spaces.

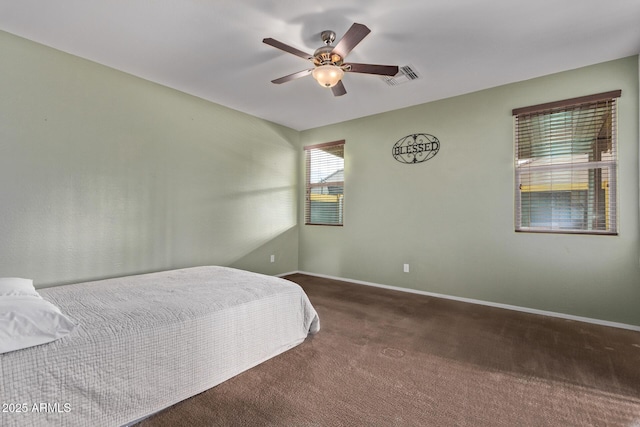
xmin=392 ymin=133 xmax=440 ymax=164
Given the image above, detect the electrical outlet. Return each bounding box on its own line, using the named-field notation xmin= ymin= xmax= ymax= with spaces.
xmin=270 ymin=254 xmax=275 ymax=263
xmin=403 ymin=263 xmax=409 ymax=273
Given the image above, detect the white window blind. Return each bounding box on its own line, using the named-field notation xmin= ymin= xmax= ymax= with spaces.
xmin=304 ymin=140 xmax=345 ymax=226
xmin=513 ymin=90 xmax=620 ymax=235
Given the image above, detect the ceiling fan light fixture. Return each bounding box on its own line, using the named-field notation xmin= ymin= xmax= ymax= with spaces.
xmin=312 ymin=64 xmax=344 ymax=88
xmin=264 ymin=23 xmax=399 ymax=96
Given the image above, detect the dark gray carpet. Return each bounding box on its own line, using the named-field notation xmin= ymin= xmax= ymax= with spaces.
xmin=139 ymin=274 xmax=640 ymax=426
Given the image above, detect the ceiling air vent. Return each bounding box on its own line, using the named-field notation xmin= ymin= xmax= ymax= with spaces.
xmin=382 ymin=65 xmax=420 ymax=86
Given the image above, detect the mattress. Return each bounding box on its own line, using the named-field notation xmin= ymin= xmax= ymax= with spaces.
xmin=0 ymin=266 xmax=319 ymax=427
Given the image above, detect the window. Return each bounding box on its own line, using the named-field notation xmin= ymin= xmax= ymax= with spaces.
xmin=304 ymin=140 xmax=345 ymax=226
xmin=513 ymin=90 xmax=620 ymax=235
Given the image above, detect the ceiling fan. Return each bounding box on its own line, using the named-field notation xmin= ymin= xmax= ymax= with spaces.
xmin=263 ymin=23 xmax=399 ymax=97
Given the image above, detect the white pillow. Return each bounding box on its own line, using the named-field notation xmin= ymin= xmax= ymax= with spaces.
xmin=0 ymin=278 xmax=77 ymax=354
xmin=0 ymin=277 xmax=40 ymax=298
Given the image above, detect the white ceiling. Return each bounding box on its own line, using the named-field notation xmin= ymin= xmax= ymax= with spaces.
xmin=1 ymin=0 xmax=639 ymax=131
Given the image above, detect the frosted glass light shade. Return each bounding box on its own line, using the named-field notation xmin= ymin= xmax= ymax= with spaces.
xmin=312 ymin=65 xmax=344 ymax=88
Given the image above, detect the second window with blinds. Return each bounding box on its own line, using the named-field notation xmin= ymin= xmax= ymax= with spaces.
xmin=304 ymin=140 xmax=345 ymax=226
xmin=513 ymin=90 xmax=620 ymax=235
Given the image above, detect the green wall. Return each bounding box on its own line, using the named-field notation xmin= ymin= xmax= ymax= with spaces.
xmin=0 ymin=30 xmax=300 ymax=286
xmin=299 ymin=56 xmax=640 ymax=326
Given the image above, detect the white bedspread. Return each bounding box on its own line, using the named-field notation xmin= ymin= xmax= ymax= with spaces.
xmin=0 ymin=266 xmax=319 ymax=427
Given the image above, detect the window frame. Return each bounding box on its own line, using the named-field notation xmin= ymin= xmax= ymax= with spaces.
xmin=513 ymin=90 xmax=621 ymax=235
xmin=304 ymin=140 xmax=345 ymax=226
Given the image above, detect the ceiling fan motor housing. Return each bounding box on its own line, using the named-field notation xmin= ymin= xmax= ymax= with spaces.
xmin=313 ymin=30 xmax=343 ymax=67
xmin=313 ymin=45 xmax=343 ymax=67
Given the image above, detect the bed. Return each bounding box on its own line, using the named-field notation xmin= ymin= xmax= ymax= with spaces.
xmin=0 ymin=266 xmax=320 ymax=427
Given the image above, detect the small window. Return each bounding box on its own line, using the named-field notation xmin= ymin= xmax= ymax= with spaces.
xmin=513 ymin=90 xmax=620 ymax=235
xmin=304 ymin=140 xmax=345 ymax=226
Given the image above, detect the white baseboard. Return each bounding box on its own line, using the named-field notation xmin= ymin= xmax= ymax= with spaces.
xmin=290 ymin=270 xmax=640 ymax=332
xmin=276 ymin=270 xmax=299 ymax=278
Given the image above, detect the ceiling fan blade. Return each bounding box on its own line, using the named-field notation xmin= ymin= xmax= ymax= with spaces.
xmin=263 ymin=38 xmax=313 ymax=61
xmin=344 ymin=63 xmax=399 ymax=76
xmin=332 ymin=23 xmax=371 ymax=59
xmin=271 ymin=69 xmax=313 ymax=84
xmin=331 ymin=81 xmax=347 ymax=97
